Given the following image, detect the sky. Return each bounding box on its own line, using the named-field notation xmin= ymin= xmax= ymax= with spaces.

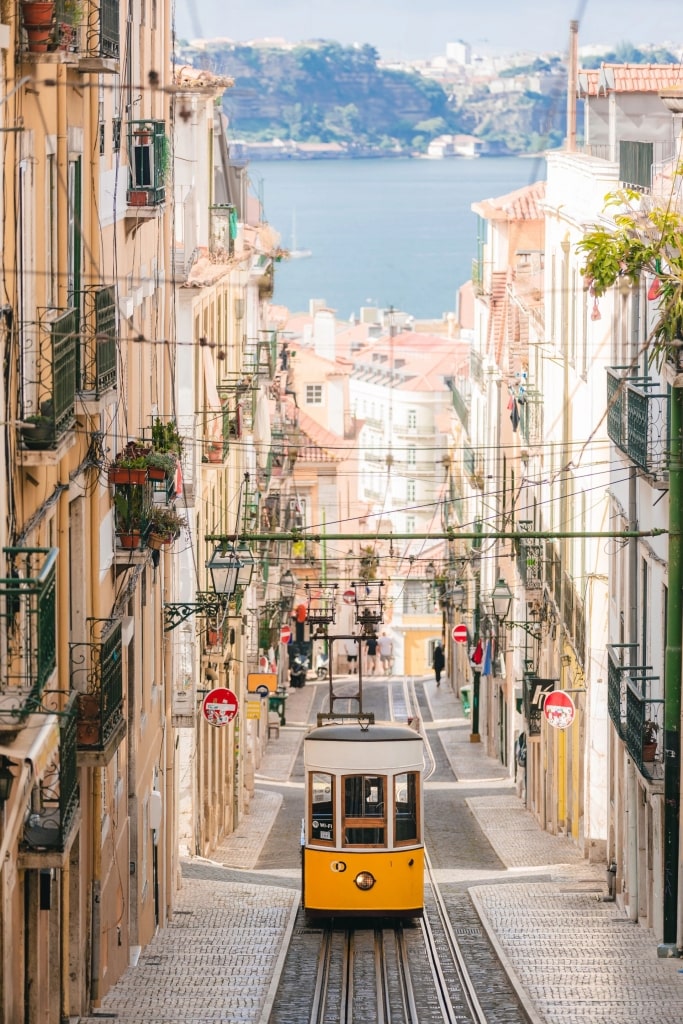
xmin=175 ymin=0 xmax=683 ymax=59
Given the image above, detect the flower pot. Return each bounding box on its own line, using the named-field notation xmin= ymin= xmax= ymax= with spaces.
xmin=642 ymin=741 xmax=657 ymax=762
xmin=22 ymin=1 xmax=56 ymax=52
xmin=148 ymin=467 xmax=167 ymax=481
xmin=117 ymin=530 xmax=143 ymax=550
xmin=207 ymin=444 xmax=223 ymax=464
xmin=147 ymin=531 xmax=173 ymax=551
xmin=128 ymin=189 xmax=149 ymax=207
xmin=109 ymin=466 xmax=147 ymax=485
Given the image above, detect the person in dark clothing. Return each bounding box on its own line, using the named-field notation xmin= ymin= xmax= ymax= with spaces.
xmin=433 ymin=642 xmax=445 ymax=686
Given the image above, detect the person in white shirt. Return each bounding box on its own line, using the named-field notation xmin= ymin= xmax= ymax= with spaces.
xmin=377 ymin=632 xmax=393 ymax=676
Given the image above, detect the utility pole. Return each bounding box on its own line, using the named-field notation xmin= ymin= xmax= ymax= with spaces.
xmin=661 ymin=381 xmax=682 ymax=953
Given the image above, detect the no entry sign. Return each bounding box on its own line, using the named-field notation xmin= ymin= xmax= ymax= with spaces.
xmin=452 ymin=623 xmax=468 ymax=644
xmin=202 ymin=687 xmax=239 ymax=727
xmin=342 ymin=589 xmax=356 ymax=605
xmin=543 ymin=691 xmax=576 ymax=730
xmin=280 ymin=625 xmax=292 ymax=644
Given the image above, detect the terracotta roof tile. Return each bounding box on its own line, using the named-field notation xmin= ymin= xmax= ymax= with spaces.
xmin=579 ymin=63 xmax=683 ymax=96
xmin=472 ymin=180 xmax=546 ymax=222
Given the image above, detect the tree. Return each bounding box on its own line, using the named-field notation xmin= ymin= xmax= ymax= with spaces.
xmin=577 ymin=178 xmax=683 ymax=361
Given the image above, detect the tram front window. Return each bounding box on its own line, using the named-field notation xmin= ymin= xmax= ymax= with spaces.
xmin=343 ymin=774 xmax=386 ymax=846
xmin=394 ymin=772 xmax=419 ymax=843
xmin=310 ymin=772 xmax=334 ymax=844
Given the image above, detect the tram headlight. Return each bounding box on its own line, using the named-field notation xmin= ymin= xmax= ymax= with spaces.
xmin=354 ymin=871 xmax=376 ymax=891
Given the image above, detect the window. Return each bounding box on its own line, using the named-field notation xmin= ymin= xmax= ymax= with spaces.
xmin=407 ymin=479 xmax=416 ymax=502
xmin=406 ymin=515 xmax=416 ymax=534
xmin=343 ymin=774 xmax=386 ymax=846
xmin=306 ymin=384 xmax=323 ymax=405
xmin=394 ymin=772 xmax=419 ymax=844
xmin=309 ymin=772 xmax=334 ymax=844
xmin=407 ymin=446 xmax=416 ymax=466
xmin=407 ymin=408 xmax=417 ymax=431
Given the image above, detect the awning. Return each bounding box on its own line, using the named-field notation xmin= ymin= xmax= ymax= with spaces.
xmin=0 ymin=714 xmax=60 ymax=869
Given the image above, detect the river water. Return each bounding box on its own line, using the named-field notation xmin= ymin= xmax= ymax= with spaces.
xmin=248 ymin=156 xmax=546 ymax=320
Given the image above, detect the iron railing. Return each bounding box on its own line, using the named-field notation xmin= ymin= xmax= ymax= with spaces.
xmin=625 ymin=675 xmax=664 ymax=781
xmin=607 ymin=643 xmax=639 ymax=739
xmin=21 ymin=693 xmax=79 ymax=853
xmin=606 ymin=367 xmax=669 ymax=477
xmin=0 ymin=548 xmax=58 ymax=724
xmin=71 ymin=620 xmax=124 ymax=751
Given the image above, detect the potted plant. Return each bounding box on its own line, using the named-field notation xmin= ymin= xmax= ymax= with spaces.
xmin=642 ymin=720 xmax=658 ymax=761
xmin=57 ymin=0 xmax=82 ymax=49
xmin=21 ymin=0 xmax=56 ymax=53
xmin=108 ymin=454 xmax=149 ymax=486
xmin=147 ymin=507 xmax=185 ymax=550
xmin=19 ymin=414 xmax=55 ymax=450
xmin=151 ymin=418 xmax=183 ymax=456
xmin=113 ymin=489 xmax=148 ymax=548
xmin=145 ymin=450 xmax=178 ymax=481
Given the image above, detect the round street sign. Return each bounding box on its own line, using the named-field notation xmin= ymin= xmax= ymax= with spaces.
xmin=342 ymin=589 xmax=356 ymax=605
xmin=255 ymin=684 xmax=270 ymax=699
xmin=543 ymin=691 xmax=576 ymax=730
xmin=280 ymin=625 xmax=292 ymax=645
xmin=202 ymin=687 xmax=239 ymax=727
xmin=452 ymin=623 xmax=468 ymax=644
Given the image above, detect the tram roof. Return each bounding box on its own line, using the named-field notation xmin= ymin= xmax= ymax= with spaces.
xmin=305 ymin=723 xmax=422 ymax=743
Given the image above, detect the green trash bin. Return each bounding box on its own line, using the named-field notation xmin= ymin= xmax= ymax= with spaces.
xmin=460 ymin=685 xmax=471 ymax=718
xmin=268 ymin=691 xmax=287 ymax=726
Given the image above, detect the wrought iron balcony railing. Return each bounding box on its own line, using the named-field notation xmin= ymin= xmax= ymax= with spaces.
xmin=71 ymin=619 xmax=124 ymax=752
xmin=20 ymin=308 xmax=78 ymax=450
xmin=625 ymin=674 xmax=664 ymax=781
xmin=606 ymin=367 xmax=669 ymax=478
xmin=21 ymin=692 xmax=79 ymax=856
xmin=0 ymin=548 xmax=58 ymax=726
xmin=516 ymin=522 xmax=543 ymax=592
xmin=518 ymin=388 xmax=544 ymax=449
xmin=607 ymin=643 xmax=640 ymax=739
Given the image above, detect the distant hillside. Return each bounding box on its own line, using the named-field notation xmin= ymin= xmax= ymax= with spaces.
xmin=177 ymin=40 xmax=567 ymax=155
xmin=190 ymin=40 xmax=461 ymax=152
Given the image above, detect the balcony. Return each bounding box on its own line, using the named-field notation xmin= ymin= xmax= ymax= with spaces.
xmin=519 ymin=388 xmax=543 ymax=450
xmin=71 ymin=620 xmax=126 ymax=765
xmin=19 ymin=0 xmax=119 ymax=68
xmin=607 ymin=643 xmax=639 ymax=740
xmin=19 ymin=308 xmax=78 ymax=458
xmin=77 ymin=285 xmax=117 ymax=403
xmin=516 ymin=523 xmax=543 ymax=592
xmin=127 ymin=120 xmax=167 ymax=210
xmin=19 ymin=692 xmax=80 ymax=868
xmin=606 ymin=367 xmax=669 ymax=479
xmin=625 ymin=674 xmax=664 ymax=782
xmin=0 ymin=548 xmax=58 ymax=730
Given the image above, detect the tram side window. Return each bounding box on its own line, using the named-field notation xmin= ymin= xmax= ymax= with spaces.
xmin=310 ymin=772 xmax=334 ymax=844
xmin=394 ymin=772 xmax=419 ymax=843
xmin=343 ymin=774 xmax=386 ymax=847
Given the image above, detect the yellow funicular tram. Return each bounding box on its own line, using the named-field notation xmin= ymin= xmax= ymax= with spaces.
xmin=301 ymin=582 xmax=425 ymax=919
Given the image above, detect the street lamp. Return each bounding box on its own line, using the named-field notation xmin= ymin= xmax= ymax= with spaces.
xmin=206 ymin=544 xmax=243 ymax=597
xmin=234 ymin=542 xmax=256 ymax=590
xmin=491 ymin=578 xmax=513 ymax=621
xmin=450 ymin=581 xmax=465 ymax=609
xmin=279 ymin=569 xmax=296 ymax=610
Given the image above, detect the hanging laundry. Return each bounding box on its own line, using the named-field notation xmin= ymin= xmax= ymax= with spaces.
xmin=482 ymin=639 xmax=492 ymax=676
xmin=510 ymin=398 xmax=520 ymax=432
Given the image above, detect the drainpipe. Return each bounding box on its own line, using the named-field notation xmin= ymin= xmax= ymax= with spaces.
xmin=662 ymin=380 xmax=683 ymax=952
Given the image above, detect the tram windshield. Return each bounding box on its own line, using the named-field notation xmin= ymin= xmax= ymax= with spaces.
xmin=343 ymin=774 xmax=386 ymax=846
xmin=310 ymin=772 xmax=334 ymax=843
xmin=394 ymin=772 xmax=419 ymax=843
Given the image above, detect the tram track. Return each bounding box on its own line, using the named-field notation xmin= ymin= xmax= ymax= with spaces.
xmin=309 ymin=923 xmax=418 ymax=1024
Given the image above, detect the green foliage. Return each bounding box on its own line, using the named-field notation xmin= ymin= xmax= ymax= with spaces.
xmin=148 ymin=506 xmax=186 ymax=537
xmin=577 ymin=181 xmax=683 ymax=357
xmin=151 ymin=417 xmax=183 ymax=454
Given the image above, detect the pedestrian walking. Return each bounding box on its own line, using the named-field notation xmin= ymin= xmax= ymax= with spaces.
xmin=365 ymin=634 xmax=378 ymax=675
xmin=344 ymin=636 xmax=359 ymax=674
xmin=377 ymin=632 xmax=393 ymax=676
xmin=433 ymin=641 xmax=445 ymax=686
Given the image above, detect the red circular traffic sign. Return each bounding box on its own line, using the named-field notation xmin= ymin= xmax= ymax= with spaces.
xmin=452 ymin=623 xmax=468 ymax=644
xmin=202 ymin=687 xmax=239 ymax=727
xmin=342 ymin=589 xmax=356 ymax=605
xmin=280 ymin=625 xmax=292 ymax=644
xmin=543 ymin=691 xmax=575 ymax=730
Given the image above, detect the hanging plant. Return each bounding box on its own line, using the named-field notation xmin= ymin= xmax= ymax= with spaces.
xmin=577 ymin=183 xmax=683 ymax=365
